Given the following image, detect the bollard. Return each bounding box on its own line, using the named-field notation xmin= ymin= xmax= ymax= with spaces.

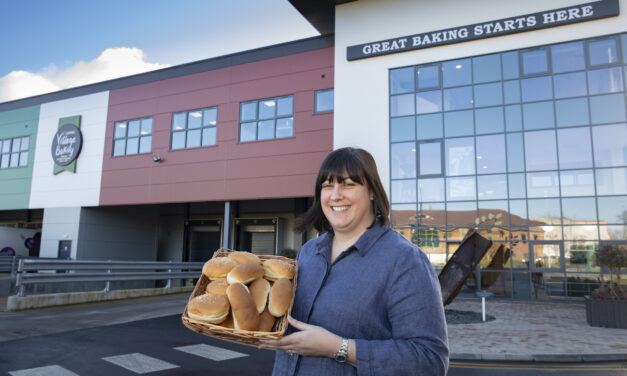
xmin=166 ymin=268 xmax=172 ymax=289
xmin=16 ymin=258 xmax=25 ymax=297
xmin=104 ymin=266 xmax=111 ymax=292
xmin=475 ymin=290 xmax=493 ymax=322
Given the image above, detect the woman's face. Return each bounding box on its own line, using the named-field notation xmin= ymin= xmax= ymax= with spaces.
xmin=320 ymin=175 xmax=375 ymax=237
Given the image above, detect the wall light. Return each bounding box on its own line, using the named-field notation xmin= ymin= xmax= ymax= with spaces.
xmin=152 ymin=155 xmax=163 ymax=162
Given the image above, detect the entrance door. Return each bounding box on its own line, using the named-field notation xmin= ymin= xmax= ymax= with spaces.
xmin=187 ymin=220 xmax=222 ymax=262
xmin=529 ymin=241 xmax=564 ymax=298
xmin=233 ymin=218 xmax=278 ymax=255
xmin=529 ymin=241 xmax=563 ymax=271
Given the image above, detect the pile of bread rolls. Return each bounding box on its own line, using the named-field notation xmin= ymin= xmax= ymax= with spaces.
xmin=186 ymin=251 xmax=295 ymax=332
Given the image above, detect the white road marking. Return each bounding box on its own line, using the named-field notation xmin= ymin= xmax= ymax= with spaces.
xmin=101 ymin=352 xmax=179 ymax=374
xmin=9 ymin=365 xmax=79 ymax=376
xmin=174 ymin=343 xmax=249 ymax=361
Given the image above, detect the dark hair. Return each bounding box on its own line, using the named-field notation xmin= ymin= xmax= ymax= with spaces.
xmin=295 ymin=147 xmax=390 ymax=233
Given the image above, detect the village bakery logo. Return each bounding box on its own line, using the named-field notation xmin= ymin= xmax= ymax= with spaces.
xmin=51 ymin=115 xmax=83 ymax=174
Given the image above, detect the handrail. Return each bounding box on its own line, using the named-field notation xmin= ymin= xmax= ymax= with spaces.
xmin=15 ymin=259 xmax=204 ymax=297
xmin=0 ymin=256 xmax=16 ymax=274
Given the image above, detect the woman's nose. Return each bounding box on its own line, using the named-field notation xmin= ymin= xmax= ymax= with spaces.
xmin=330 ymin=184 xmax=343 ymax=199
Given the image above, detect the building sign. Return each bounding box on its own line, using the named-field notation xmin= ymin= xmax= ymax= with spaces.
xmin=347 ymin=0 xmax=619 ymax=61
xmin=51 ymin=115 xmax=82 ymax=174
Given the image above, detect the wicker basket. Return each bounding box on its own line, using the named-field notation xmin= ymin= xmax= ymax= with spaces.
xmin=181 ymin=248 xmax=298 ymax=347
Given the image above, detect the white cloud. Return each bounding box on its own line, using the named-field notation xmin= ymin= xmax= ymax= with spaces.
xmin=0 ymin=47 xmax=169 ymax=103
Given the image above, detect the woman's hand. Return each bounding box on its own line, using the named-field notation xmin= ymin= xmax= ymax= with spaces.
xmin=258 ymin=315 xmax=341 ymax=358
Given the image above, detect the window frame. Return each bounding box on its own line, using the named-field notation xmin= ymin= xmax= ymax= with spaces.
xmin=417 ymin=140 xmax=444 ymax=178
xmin=169 ymin=107 xmax=218 ymax=151
xmin=519 ymin=46 xmax=552 ymax=77
xmin=314 ymin=89 xmax=334 ymax=114
xmin=239 ymin=95 xmax=294 ymax=143
xmin=585 ymin=36 xmax=621 ymax=68
xmin=113 ymin=117 xmax=153 ymax=157
xmin=0 ymin=136 xmax=29 ymax=169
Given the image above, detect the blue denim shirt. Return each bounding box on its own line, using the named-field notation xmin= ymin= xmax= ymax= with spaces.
xmin=272 ymin=223 xmax=449 ymax=376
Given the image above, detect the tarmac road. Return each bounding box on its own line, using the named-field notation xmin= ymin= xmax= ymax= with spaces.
xmin=2 ymin=313 xmax=626 ymax=376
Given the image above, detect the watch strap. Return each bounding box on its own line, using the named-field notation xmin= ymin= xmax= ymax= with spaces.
xmin=334 ymin=337 xmax=349 ymax=363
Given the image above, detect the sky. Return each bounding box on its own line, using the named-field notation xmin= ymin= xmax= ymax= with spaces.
xmin=0 ymin=0 xmax=319 ymax=103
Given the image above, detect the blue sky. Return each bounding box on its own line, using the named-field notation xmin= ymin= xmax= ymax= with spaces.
xmin=0 ymin=0 xmax=318 ymax=102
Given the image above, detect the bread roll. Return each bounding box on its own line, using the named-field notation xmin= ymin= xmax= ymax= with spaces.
xmin=205 ymin=280 xmax=229 ymax=296
xmin=227 ymin=251 xmax=262 ymax=265
xmin=258 ymin=307 xmax=276 ymax=332
xmin=249 ymin=277 xmax=270 ymax=314
xmin=203 ymin=257 xmax=238 ymax=280
xmin=226 ymin=282 xmax=260 ymax=331
xmin=221 ymin=313 xmax=234 ymax=329
xmin=263 ymin=259 xmax=295 ymax=281
xmin=226 ymin=262 xmax=265 ymax=285
xmin=187 ymin=293 xmax=230 ymax=324
xmin=268 ymin=278 xmax=292 ymax=317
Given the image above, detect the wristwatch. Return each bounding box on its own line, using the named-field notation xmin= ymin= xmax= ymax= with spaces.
xmin=334 ymin=338 xmax=349 ymax=363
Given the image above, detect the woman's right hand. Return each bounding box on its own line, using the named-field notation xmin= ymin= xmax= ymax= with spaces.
xmin=258 ymin=315 xmax=342 ymax=358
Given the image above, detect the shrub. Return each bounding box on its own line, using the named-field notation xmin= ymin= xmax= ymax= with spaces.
xmin=278 ymin=248 xmax=297 ymax=259
xmin=590 ymin=283 xmax=626 ymax=301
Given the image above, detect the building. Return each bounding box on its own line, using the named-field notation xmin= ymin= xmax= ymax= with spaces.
xmin=0 ymin=36 xmax=334 ymax=264
xmin=1 ymin=0 xmax=626 ymax=300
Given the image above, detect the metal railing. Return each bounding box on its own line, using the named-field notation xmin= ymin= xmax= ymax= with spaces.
xmin=0 ymin=256 xmax=18 ymax=274
xmin=15 ymin=259 xmax=204 ymax=297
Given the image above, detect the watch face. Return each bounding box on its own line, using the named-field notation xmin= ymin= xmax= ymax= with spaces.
xmin=335 ymin=354 xmax=347 ymax=363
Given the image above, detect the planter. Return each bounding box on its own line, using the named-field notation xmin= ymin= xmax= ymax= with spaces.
xmin=585 ymin=296 xmax=627 ymax=329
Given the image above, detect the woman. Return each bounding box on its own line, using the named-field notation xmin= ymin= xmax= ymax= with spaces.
xmin=259 ymin=147 xmax=448 ymax=375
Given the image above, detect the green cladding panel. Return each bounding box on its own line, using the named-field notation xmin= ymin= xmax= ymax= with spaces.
xmin=0 ymin=105 xmax=40 ymax=210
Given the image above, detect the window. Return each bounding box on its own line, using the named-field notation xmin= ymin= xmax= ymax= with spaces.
xmin=113 ymin=118 xmax=152 ymax=156
xmin=417 ymin=229 xmax=440 ymax=248
xmin=171 ymin=108 xmax=217 ymax=150
xmin=521 ymin=48 xmax=549 ymax=75
xmin=419 ymin=141 xmax=443 ymax=176
xmin=239 ymin=95 xmax=293 ymax=142
xmin=0 ymin=136 xmax=29 ymax=168
xmin=587 ymin=37 xmax=618 ymax=66
xmin=315 ymin=89 xmax=334 ymax=113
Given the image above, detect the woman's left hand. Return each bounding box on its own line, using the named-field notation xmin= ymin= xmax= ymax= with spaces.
xmin=258 ymin=315 xmax=341 ymax=358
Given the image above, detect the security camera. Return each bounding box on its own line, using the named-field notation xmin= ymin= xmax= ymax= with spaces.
xmin=152 ymin=155 xmax=162 ymax=162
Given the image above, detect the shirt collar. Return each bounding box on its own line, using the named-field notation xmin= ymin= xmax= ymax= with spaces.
xmin=314 ymin=222 xmax=389 ymax=261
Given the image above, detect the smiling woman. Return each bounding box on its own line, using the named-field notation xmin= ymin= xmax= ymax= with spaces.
xmin=258 ymin=147 xmax=449 ymax=376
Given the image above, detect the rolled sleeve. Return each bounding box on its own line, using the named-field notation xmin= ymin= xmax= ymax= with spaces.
xmin=355 ymin=249 xmax=449 ymax=376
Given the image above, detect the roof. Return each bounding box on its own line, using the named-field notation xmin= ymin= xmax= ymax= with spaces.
xmin=288 ymin=0 xmax=355 ymax=34
xmin=0 ymin=35 xmax=334 ymax=112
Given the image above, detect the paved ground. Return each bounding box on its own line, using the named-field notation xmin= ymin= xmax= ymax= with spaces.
xmin=446 ymin=298 xmax=627 ymax=361
xmin=0 ymin=293 xmax=188 ymax=342
xmin=1 ymin=293 xmax=626 ymax=362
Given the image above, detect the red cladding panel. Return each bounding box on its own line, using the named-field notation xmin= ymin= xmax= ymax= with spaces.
xmin=101 ymin=47 xmax=334 ymax=205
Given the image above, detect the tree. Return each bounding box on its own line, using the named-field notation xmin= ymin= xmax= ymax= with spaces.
xmin=595 ymin=244 xmax=627 ymax=282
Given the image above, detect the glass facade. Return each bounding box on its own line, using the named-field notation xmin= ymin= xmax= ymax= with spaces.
xmin=389 ymin=33 xmax=627 ymax=300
